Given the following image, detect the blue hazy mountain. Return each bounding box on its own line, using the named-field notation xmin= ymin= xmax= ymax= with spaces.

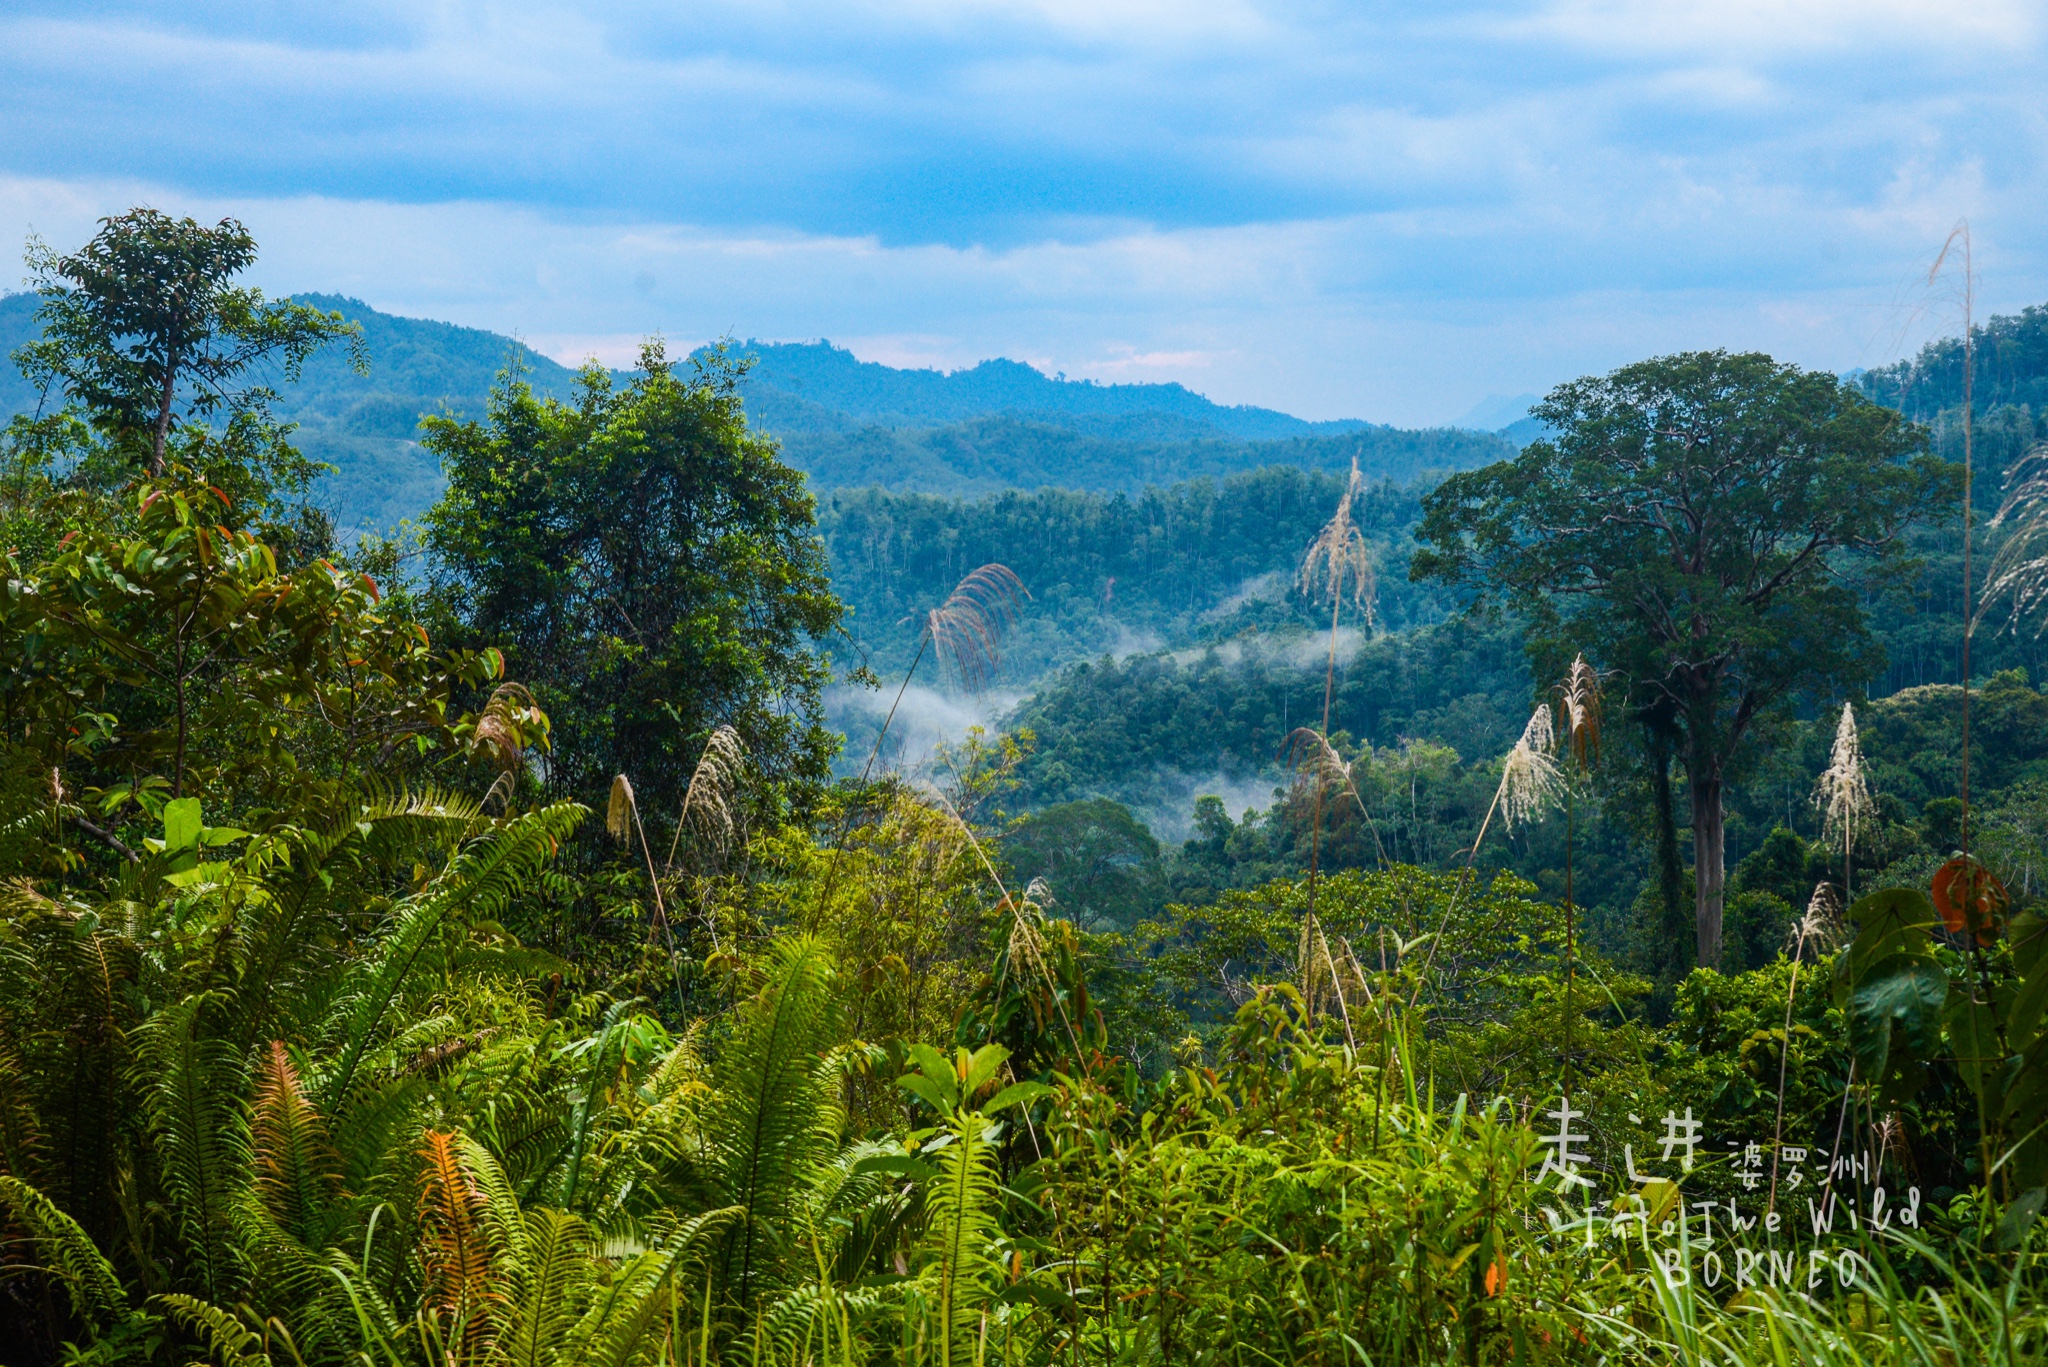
xmin=733 ymin=340 xmax=1369 ymax=439
xmin=1451 ymin=392 xmax=1538 ymax=431
xmin=1 ymin=291 xmax=1509 ymax=528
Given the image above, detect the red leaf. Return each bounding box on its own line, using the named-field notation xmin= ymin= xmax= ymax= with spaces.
xmin=1934 ymin=857 xmax=2008 ymax=945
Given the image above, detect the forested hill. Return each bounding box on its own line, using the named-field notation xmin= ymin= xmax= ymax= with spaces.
xmin=733 ymin=340 xmax=1367 ymax=438
xmin=1859 ymin=301 xmax=2048 ymax=417
xmin=0 ymin=290 xmax=1510 ymax=524
xmin=820 ymin=467 xmax=1448 ymax=685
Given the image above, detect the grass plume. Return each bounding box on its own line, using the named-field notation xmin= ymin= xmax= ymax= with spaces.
xmin=1407 ymin=704 xmax=1559 ymax=1009
xmin=1298 ymin=455 xmax=1378 ymax=627
xmin=668 ymin=724 xmax=748 ymax=870
xmin=913 ymin=563 xmax=1027 ymax=696
xmin=1813 ymin=702 xmax=1873 ymax=895
xmin=1980 ymin=443 xmax=2048 ymax=634
xmin=1768 ymin=881 xmax=1841 ymax=1212
xmin=1552 ymin=653 xmax=1607 ymax=1094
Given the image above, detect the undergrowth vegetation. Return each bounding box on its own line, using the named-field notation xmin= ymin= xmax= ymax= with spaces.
xmin=1 ymin=210 xmax=2045 ymax=1366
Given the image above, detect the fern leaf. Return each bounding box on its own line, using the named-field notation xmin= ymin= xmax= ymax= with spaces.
xmin=563 ymin=1208 xmax=735 ymax=1367
xmin=155 ymin=1291 xmax=272 ymax=1367
xmin=707 ymin=936 xmax=844 ymax=1311
xmin=498 ymin=1207 xmax=591 ymax=1367
xmin=0 ymin=1173 xmax=129 ymax=1327
xmin=320 ymin=802 xmax=583 ymax=1119
xmin=0 ymin=1040 xmax=48 ymax=1186
xmin=251 ymin=1041 xmax=343 ymax=1246
xmin=136 ymin=992 xmax=251 ymax=1302
xmin=455 ymin=1130 xmax=528 ymax=1276
xmin=417 ymin=1128 xmax=499 ymax=1358
xmin=921 ymin=1110 xmax=1001 ymax=1367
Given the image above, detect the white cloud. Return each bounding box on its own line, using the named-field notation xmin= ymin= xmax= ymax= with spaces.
xmin=1518 ymin=0 xmax=2037 ymax=57
xmin=4 ymin=0 xmax=2047 ymax=421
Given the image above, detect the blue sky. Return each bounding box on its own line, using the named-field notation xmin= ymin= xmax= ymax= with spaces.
xmin=1 ymin=0 xmax=2042 ymax=424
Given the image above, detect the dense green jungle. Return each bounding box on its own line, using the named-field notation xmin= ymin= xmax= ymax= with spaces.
xmin=1 ymin=208 xmax=2045 ymax=1367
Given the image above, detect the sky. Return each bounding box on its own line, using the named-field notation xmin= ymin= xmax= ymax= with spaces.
xmin=1 ymin=0 xmax=2043 ymax=425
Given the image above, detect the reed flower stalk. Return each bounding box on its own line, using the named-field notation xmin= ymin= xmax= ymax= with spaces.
xmin=1553 ymin=654 xmax=1606 ymax=1095
xmin=1813 ymin=702 xmax=1872 ymax=902
xmin=608 ymin=772 xmax=673 ymax=945
xmin=1294 ymin=457 xmax=1379 ymax=1017
xmin=1768 ymin=882 xmax=1840 ymax=1213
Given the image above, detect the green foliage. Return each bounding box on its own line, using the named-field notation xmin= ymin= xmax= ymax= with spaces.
xmin=15 ymin=209 xmax=360 ymax=511
xmin=9 ymin=211 xmax=2048 ymax=1367
xmin=423 ymin=341 xmax=846 ymax=825
xmin=821 ymin=468 xmax=1452 ymax=689
xmin=1001 ymin=799 xmax=1161 ymax=931
xmin=1417 ymin=350 xmax=1951 ymax=969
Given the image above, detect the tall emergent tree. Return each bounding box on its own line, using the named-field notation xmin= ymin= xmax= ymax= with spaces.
xmin=17 ymin=207 xmax=361 ymax=499
xmin=1413 ymin=351 xmax=1946 ymax=967
xmin=424 ymin=341 xmax=846 ymax=828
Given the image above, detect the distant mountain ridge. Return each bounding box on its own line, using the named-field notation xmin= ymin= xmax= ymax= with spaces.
xmin=0 ymin=290 xmax=1510 ymax=527
xmin=731 ymin=340 xmax=1372 ymax=440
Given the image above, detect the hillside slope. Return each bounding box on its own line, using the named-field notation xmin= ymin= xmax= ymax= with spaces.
xmin=1 ymin=292 xmax=1505 ymax=525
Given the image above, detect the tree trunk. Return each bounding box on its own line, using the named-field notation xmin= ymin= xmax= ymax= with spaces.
xmin=1649 ymin=726 xmax=1690 ymax=981
xmin=1689 ymin=761 xmax=1726 ymax=968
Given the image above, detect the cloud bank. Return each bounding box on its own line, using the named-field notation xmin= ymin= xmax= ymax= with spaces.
xmin=1 ymin=0 xmax=2042 ymax=421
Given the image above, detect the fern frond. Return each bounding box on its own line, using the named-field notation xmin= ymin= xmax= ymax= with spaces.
xmin=237 ymin=1200 xmax=353 ymax=1363
xmin=0 ymin=1173 xmax=129 ymax=1327
xmin=497 ymin=1207 xmax=592 ymax=1367
xmin=808 ymin=1139 xmax=920 ymax=1286
xmin=454 ymin=1131 xmax=527 ymax=1274
xmin=321 ymin=802 xmax=583 ymax=1118
xmin=645 ymin=1020 xmax=710 ymax=1107
xmin=322 ymin=1250 xmax=411 ymax=1367
xmin=417 ymin=1128 xmax=498 ymax=1354
xmin=759 ymin=1278 xmax=888 ymax=1365
xmin=155 ymin=1291 xmax=272 ymax=1367
xmin=564 ymin=1249 xmax=670 ymax=1367
xmin=921 ymin=1110 xmax=1002 ymax=1367
xmin=0 ymin=1038 xmax=49 ymax=1185
xmin=136 ymin=992 xmax=251 ymax=1302
xmin=563 ymin=1207 xmax=736 ymax=1367
xmin=251 ymin=1041 xmax=344 ymax=1246
xmin=706 ymin=936 xmax=844 ymax=1310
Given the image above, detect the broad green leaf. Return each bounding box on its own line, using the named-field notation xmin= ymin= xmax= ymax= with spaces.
xmin=2014 ymin=909 xmax=2048 ymax=982
xmin=1945 ymin=989 xmax=2004 ymax=1104
xmin=962 ymin=1043 xmax=1010 ymax=1096
xmin=2003 ymin=1032 xmax=2048 ymax=1134
xmin=982 ymin=1081 xmax=1052 ymax=1114
xmin=2012 ymin=956 xmax=2048 ymax=1051
xmin=1849 ymin=952 xmax=1946 ymax=1091
xmin=1834 ymin=888 xmax=1938 ymax=1007
xmin=162 ymin=797 xmax=202 ymax=853
xmin=908 ymin=1042 xmax=951 ymax=1080
xmin=851 ymin=1153 xmax=937 ymax=1181
xmin=1994 ymin=1187 xmax=2045 ymax=1253
xmin=898 ymin=1074 xmax=954 ymax=1115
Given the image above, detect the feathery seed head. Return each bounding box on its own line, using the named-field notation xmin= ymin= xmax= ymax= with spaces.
xmin=1286 ymin=726 xmax=1355 ymax=792
xmin=1812 ymin=703 xmax=1872 ymax=846
xmin=1982 ymin=444 xmax=2048 ymax=634
xmin=606 ymin=774 xmax=635 ymax=844
xmin=1788 ymin=882 xmax=1843 ymax=957
xmin=682 ymin=724 xmax=748 ymax=853
xmin=1552 ymin=654 xmax=1608 ymax=774
xmin=912 ymin=563 xmax=1026 ymax=694
xmin=1498 ymin=704 xmax=1562 ymax=831
xmin=1299 ymin=456 xmax=1378 ymax=626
